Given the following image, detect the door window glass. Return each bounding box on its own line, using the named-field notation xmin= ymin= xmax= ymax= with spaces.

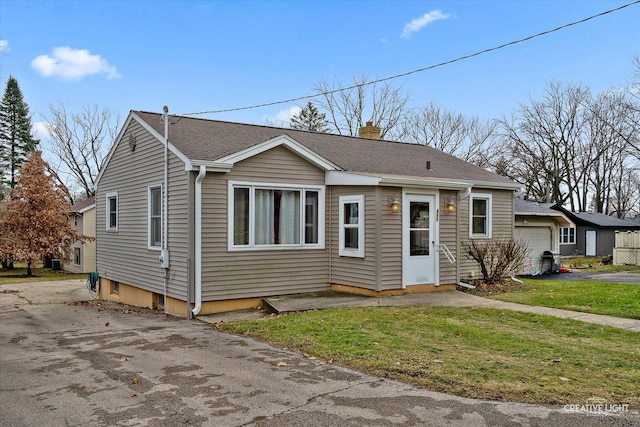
xmin=410 ymin=202 xmax=430 ymax=256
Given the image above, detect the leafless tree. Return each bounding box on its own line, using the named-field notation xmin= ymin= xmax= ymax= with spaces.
xmin=499 ymin=81 xmax=640 ymax=216
xmin=398 ymin=102 xmax=501 ymax=168
xmin=498 ymin=82 xmax=591 ymax=209
xmin=42 ymin=103 xmax=120 ymax=203
xmin=606 ymin=164 xmax=640 ymax=218
xmin=312 ymin=75 xmax=411 ymax=139
xmin=625 ymin=55 xmax=640 ymax=160
xmin=585 ymin=90 xmax=639 ymax=216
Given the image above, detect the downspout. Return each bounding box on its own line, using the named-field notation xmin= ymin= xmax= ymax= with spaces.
xmin=162 ymin=106 xmax=170 ymax=314
xmin=460 ymin=186 xmax=472 ymax=200
xmin=328 ymin=186 xmax=332 ymax=287
xmin=192 ymin=165 xmax=206 ymax=316
xmin=457 ymin=281 xmax=476 ymax=290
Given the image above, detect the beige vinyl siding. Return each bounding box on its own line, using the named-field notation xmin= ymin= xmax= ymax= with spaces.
xmin=438 ymin=190 xmax=458 ymax=285
xmin=64 ymin=207 xmax=96 ymax=274
xmin=330 ymin=186 xmax=378 ymax=290
xmin=458 ymin=188 xmax=515 ymax=279
xmin=200 ymin=146 xmax=329 ymax=300
xmin=379 ymin=187 xmax=402 ymax=289
xmin=96 ymin=121 xmax=190 ymax=299
xmin=64 ymin=214 xmax=83 ymax=274
xmin=82 ymin=208 xmax=97 ymax=273
xmin=62 ymin=212 xmax=84 ymax=273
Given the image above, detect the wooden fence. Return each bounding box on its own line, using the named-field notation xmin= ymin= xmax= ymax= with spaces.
xmin=613 ymin=231 xmax=640 ymax=266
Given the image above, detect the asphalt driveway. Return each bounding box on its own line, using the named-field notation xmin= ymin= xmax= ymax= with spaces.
xmin=1 ymin=280 xmax=638 ymax=426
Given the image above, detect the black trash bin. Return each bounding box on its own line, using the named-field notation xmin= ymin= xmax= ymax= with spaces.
xmin=51 ymin=259 xmax=61 ymax=271
xmin=541 ymin=251 xmax=559 ymax=273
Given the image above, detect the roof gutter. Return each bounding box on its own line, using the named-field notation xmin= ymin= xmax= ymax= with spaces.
xmin=379 ymin=176 xmax=473 ymax=189
xmin=186 ymin=160 xmax=233 ymax=173
xmin=192 ymin=165 xmax=206 ymax=317
xmin=326 ymin=171 xmax=520 ymax=192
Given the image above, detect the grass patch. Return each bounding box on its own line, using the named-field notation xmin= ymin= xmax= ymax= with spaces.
xmin=0 ymin=262 xmax=86 ymax=284
xmin=487 ymin=280 xmax=640 ymax=319
xmin=221 ymin=306 xmax=640 ymax=407
xmin=563 ymin=256 xmax=640 ymax=273
xmin=586 ymin=264 xmax=640 ymax=273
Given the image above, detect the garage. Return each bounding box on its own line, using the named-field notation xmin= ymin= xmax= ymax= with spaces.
xmin=515 ymin=226 xmax=553 ymax=273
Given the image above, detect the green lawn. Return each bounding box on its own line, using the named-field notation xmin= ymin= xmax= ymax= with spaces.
xmin=562 ymin=256 xmax=640 ymax=273
xmin=221 ymin=306 xmax=640 ymax=407
xmin=487 ymin=280 xmax=640 ymax=319
xmin=0 ymin=262 xmax=86 ymax=284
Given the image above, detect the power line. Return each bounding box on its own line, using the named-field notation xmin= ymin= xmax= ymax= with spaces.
xmin=182 ymin=0 xmax=640 ymax=117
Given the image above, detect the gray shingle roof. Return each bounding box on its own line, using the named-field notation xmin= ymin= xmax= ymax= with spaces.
xmin=514 ymin=198 xmax=556 ymax=214
xmin=133 ymin=111 xmax=516 ymax=186
xmin=568 ymin=211 xmax=640 ymax=228
xmin=551 ymin=204 xmax=640 ymax=228
xmin=70 ymin=196 xmax=95 ymax=213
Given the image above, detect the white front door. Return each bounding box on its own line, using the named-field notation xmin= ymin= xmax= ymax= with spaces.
xmin=585 ymin=230 xmax=596 ymax=256
xmin=403 ymin=193 xmax=437 ymax=287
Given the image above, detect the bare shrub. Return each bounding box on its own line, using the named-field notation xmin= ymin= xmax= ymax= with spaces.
xmin=465 ymin=238 xmax=530 ymax=284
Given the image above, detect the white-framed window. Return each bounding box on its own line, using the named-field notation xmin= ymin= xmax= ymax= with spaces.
xmin=228 ymin=181 xmax=324 ymax=250
xmin=73 ymin=247 xmax=81 ymax=265
xmin=105 ymin=191 xmax=118 ymax=231
xmin=339 ymin=195 xmax=365 ymax=258
xmin=469 ymin=193 xmax=492 ymax=238
xmin=559 ymin=227 xmax=575 ymax=244
xmin=148 ymin=185 xmax=162 ymax=249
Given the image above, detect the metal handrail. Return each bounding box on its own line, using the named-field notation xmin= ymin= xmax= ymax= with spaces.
xmin=437 ymin=244 xmax=456 ymax=263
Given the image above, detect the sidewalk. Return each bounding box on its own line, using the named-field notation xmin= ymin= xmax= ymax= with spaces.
xmin=202 ymin=290 xmax=640 ymax=332
xmin=4 ymin=279 xmax=637 ymax=332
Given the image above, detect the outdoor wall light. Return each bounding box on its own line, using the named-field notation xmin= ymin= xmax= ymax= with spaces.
xmin=389 ymin=195 xmax=401 ymax=213
xmin=445 ymin=198 xmax=456 ymax=213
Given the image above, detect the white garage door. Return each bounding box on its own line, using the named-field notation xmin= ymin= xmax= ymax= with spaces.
xmin=515 ymin=226 xmax=552 ymax=260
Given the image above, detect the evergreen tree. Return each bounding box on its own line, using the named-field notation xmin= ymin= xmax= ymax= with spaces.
xmin=0 ymin=76 xmax=39 ymax=191
xmin=290 ymin=101 xmax=329 ymax=132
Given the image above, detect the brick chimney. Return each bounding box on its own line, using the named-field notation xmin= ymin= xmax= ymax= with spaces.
xmin=358 ymin=121 xmax=381 ymax=140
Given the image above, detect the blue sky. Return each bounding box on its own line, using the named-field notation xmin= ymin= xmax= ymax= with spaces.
xmin=1 ymin=0 xmax=639 ymax=138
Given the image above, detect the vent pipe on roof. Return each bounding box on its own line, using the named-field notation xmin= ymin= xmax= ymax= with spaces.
xmin=358 ymin=121 xmax=381 ymax=140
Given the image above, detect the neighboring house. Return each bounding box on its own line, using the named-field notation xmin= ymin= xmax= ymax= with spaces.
xmin=64 ymin=196 xmax=96 ymax=274
xmin=95 ymin=111 xmax=520 ymax=317
xmin=551 ymin=205 xmax=640 ymax=257
xmin=514 ymin=198 xmax=574 ymax=273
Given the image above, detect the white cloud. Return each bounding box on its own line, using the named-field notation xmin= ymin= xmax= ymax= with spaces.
xmin=0 ymin=39 xmax=8 ymax=53
xmin=31 ymin=46 xmax=121 ymax=80
xmin=401 ymin=10 xmax=451 ymax=39
xmin=32 ymin=121 xmax=51 ymax=141
xmin=268 ymin=106 xmax=302 ymax=126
